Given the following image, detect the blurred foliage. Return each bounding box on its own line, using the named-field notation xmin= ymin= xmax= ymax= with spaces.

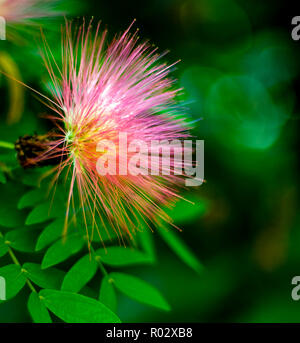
xmin=0 ymin=0 xmax=300 ymax=323
xmin=0 ymin=164 xmax=202 ymax=322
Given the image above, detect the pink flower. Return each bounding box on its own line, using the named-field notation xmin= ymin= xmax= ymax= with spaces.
xmin=35 ymin=20 xmax=190 ymax=242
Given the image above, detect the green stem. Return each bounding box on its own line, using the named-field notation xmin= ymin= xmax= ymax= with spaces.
xmin=25 ymin=279 xmax=37 ymax=293
xmin=95 ymin=257 xmax=108 ymax=277
xmin=0 ymin=141 xmax=14 ymax=150
xmin=8 ymin=247 xmax=37 ymax=293
xmin=7 ymin=248 xmax=20 ymax=266
xmin=0 ymin=232 xmax=37 ymax=293
xmin=90 ymin=245 xmax=108 ymax=276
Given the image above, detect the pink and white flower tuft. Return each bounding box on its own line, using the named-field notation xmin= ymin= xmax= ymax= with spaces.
xmin=35 ymin=20 xmax=191 ymax=242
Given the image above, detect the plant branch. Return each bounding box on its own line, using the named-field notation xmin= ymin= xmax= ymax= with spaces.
xmin=0 ymin=141 xmax=15 ymax=150
xmin=0 ymin=231 xmax=37 ymax=293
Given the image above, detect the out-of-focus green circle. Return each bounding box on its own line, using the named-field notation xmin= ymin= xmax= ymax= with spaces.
xmin=206 ymin=75 xmax=288 ymax=150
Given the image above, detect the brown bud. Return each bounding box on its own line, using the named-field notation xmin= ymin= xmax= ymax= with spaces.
xmin=15 ymin=134 xmax=65 ymax=168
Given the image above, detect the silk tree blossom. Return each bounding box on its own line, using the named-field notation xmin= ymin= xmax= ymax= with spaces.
xmin=26 ymin=20 xmax=193 ymax=242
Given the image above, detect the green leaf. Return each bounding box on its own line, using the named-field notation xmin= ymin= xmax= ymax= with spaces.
xmin=110 ymin=272 xmax=170 ymax=311
xmin=36 ymin=218 xmax=115 ymax=252
xmin=36 ymin=218 xmax=66 ymax=251
xmin=0 ymin=153 xmax=19 ymax=170
xmin=61 ymin=254 xmax=98 ymax=292
xmin=0 ymin=169 xmax=6 ymax=184
xmin=21 ymin=167 xmax=52 ymax=187
xmin=94 ymin=247 xmax=153 ymax=267
xmin=99 ymin=275 xmax=117 ymax=312
xmin=80 ymin=285 xmax=98 ymax=299
xmin=0 ymin=235 xmax=8 ymax=258
xmin=40 ymin=289 xmax=121 ymax=323
xmin=158 ymin=225 xmax=203 ymax=273
xmin=28 ymin=292 xmax=52 ymax=323
xmin=26 ymin=202 xmax=64 ymax=226
xmin=0 ymin=182 xmax=27 ymax=228
xmin=5 ymin=228 xmax=39 ymax=252
xmin=166 ymin=194 xmax=207 ymax=224
xmin=42 ymin=234 xmax=85 ymax=269
xmin=0 ymin=264 xmax=26 ymax=302
xmin=23 ymin=263 xmax=64 ymax=289
xmin=138 ymin=228 xmax=155 ymax=261
xmin=18 ymin=188 xmax=46 ymax=209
